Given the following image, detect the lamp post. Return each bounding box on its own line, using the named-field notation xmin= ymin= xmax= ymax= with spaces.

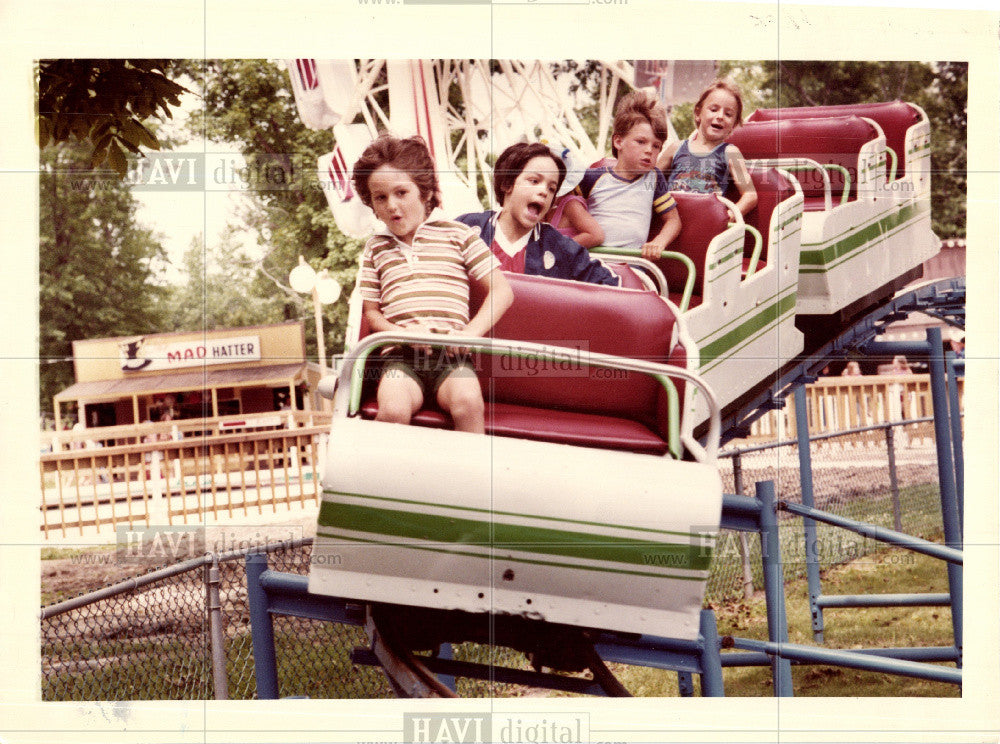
xmin=289 ymin=256 xmax=341 ymax=379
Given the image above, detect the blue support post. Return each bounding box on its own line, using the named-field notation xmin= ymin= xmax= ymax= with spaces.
xmin=757 ymin=480 xmax=794 ymax=696
xmin=246 ymin=553 xmax=280 ymax=700
xmin=698 ymin=609 xmax=725 ymax=697
xmin=926 ymin=327 xmax=963 ymax=667
xmin=944 ymin=351 xmax=964 ymax=529
xmin=793 ymin=384 xmax=824 ymax=643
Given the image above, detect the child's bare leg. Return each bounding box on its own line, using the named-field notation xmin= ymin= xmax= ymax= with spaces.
xmin=436 ymin=369 xmax=485 ymax=434
xmin=375 ymin=369 xmax=423 ymax=425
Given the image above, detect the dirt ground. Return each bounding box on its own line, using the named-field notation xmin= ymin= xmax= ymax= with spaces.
xmin=41 ymin=514 xmax=318 ymax=605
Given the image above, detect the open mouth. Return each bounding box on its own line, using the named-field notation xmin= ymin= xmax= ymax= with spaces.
xmin=525 ymin=201 xmax=544 ymax=220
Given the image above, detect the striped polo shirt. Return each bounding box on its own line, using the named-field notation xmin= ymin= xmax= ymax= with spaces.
xmin=359 ymin=218 xmax=500 ymax=332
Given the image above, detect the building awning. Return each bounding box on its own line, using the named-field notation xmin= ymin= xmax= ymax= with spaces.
xmin=54 ymin=363 xmax=308 ymax=404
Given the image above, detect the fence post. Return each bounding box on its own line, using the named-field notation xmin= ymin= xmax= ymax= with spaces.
xmin=885 ymin=425 xmax=903 ymax=533
xmin=732 ymin=452 xmax=755 ymax=600
xmin=205 ymin=556 xmax=230 ymax=700
xmin=793 ymin=383 xmax=824 ymax=644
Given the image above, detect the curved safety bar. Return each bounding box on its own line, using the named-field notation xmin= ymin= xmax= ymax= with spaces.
xmin=748 ymin=157 xmax=834 ymax=211
xmin=592 ymin=245 xmax=696 ymax=313
xmin=716 ymin=194 xmax=742 ymax=225
xmin=332 ymin=331 xmax=722 ymax=462
xmin=590 ymin=251 xmax=669 ymax=295
xmin=884 ymin=145 xmax=898 ymax=183
xmin=740 ymin=225 xmax=764 ymax=279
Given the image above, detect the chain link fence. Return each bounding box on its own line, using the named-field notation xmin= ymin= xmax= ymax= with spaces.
xmin=707 ymin=417 xmax=945 ymax=602
xmin=41 ymin=417 xmax=947 ymax=700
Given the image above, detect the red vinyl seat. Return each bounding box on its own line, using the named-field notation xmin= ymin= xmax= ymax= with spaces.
xmin=748 ymin=101 xmax=921 ymax=180
xmin=653 ymin=192 xmax=732 ymax=309
xmin=356 ymin=272 xmax=686 ymax=455
xmin=728 ymin=115 xmax=880 ymax=211
xmin=725 ymin=167 xmax=797 ymax=276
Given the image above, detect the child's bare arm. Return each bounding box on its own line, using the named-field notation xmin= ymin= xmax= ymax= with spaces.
xmin=727 ymin=145 xmax=758 ymax=216
xmin=363 ymin=300 xmax=435 ymax=351
xmin=462 ymin=268 xmax=513 ymax=338
xmin=363 ymin=300 xmax=408 ymax=334
xmin=562 ymin=199 xmax=605 ymax=249
xmin=641 ymin=207 xmax=681 ymax=261
xmin=656 ymin=141 xmax=680 ymax=174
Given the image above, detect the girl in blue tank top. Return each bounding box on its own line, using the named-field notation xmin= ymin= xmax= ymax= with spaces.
xmin=658 ymin=80 xmax=757 ymax=216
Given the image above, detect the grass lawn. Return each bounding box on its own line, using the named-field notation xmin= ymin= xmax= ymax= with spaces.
xmin=611 ymin=540 xmax=958 ymax=697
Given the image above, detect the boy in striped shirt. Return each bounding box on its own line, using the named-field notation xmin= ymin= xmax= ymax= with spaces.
xmin=353 ymin=135 xmax=513 ymax=433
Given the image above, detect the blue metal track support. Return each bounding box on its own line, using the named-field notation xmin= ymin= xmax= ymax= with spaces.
xmin=435 ymin=644 xmax=457 ymax=693
xmin=925 ymin=327 xmax=963 ymax=667
xmin=246 ymin=553 xmax=280 ymax=700
xmin=779 ymin=501 xmax=963 ymax=565
xmin=816 ymin=593 xmax=952 ymax=608
xmin=756 ymin=480 xmax=794 ymax=696
xmin=945 ymin=351 xmax=964 ymax=528
xmin=729 ymin=638 xmax=962 ymax=686
xmin=793 ymin=383 xmax=824 ymax=643
xmin=676 ymin=671 xmax=695 ymax=697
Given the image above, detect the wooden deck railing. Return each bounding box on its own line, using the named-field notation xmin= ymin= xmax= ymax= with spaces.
xmin=39 ymin=415 xmax=332 ymax=538
xmin=40 ymin=378 xmax=961 ymax=536
xmin=746 ymin=374 xmax=962 ymax=442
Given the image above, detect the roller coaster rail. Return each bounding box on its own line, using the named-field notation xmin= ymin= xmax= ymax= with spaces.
xmin=723 ymin=275 xmax=966 ymax=441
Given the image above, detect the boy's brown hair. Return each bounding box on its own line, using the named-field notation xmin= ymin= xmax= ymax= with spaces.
xmin=611 ymin=90 xmax=669 ymax=157
xmin=352 ymin=134 xmax=441 ymax=212
xmin=492 ymin=142 xmax=566 ymax=206
xmin=694 ymin=80 xmax=745 ymax=127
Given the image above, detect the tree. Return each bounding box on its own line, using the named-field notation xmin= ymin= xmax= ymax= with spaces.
xmin=165 ymin=232 xmax=287 ymax=332
xmin=180 ymin=59 xmax=364 ymax=356
xmin=553 ymin=59 xmax=966 ymax=238
xmin=39 ymin=140 xmax=171 ymax=411
xmin=718 ymin=60 xmax=967 ymax=238
xmin=37 ymin=59 xmax=190 ymax=176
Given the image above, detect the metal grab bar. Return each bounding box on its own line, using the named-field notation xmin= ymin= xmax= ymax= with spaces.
xmin=748 ymin=157 xmax=854 ymax=210
xmin=727 ymin=224 xmax=764 ymax=280
xmin=592 ymin=245 xmax=696 ymax=313
xmin=884 ymin=145 xmax=898 ymax=182
xmin=334 ymin=331 xmax=722 ymax=461
xmin=590 ymin=252 xmax=669 ymax=296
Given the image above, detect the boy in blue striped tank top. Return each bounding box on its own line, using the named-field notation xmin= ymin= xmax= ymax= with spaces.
xmin=658 ymin=81 xmax=757 ymax=216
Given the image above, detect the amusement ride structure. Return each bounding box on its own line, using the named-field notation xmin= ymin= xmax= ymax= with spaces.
xmin=243 ymin=59 xmax=965 ymax=697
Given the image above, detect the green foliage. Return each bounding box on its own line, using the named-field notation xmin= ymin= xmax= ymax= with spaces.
xmin=163 ymin=232 xmax=287 ymax=332
xmin=555 ymin=60 xmax=966 ymax=238
xmin=179 ymin=60 xmax=364 ymax=356
xmin=37 ymin=59 xmax=190 ymax=176
xmin=719 ymin=60 xmax=967 ymax=238
xmin=39 ymin=140 xmax=170 ymax=412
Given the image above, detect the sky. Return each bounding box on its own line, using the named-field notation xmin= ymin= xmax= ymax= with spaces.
xmin=130 ymin=87 xmax=262 ymax=286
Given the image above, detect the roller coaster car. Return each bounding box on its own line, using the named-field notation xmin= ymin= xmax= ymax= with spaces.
xmin=309 ymin=272 xmax=723 ymax=640
xmin=729 ymin=101 xmax=940 ymax=320
xmin=595 ymin=166 xmax=806 ymax=426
